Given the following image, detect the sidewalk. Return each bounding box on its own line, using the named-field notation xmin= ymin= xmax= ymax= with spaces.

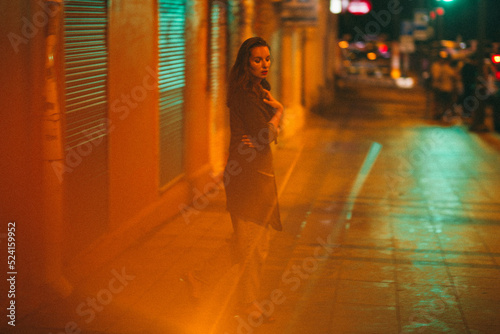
xmin=16 ymin=85 xmax=500 ymax=334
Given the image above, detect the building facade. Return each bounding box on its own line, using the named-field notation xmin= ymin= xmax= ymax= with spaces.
xmin=1 ymin=0 xmax=337 ymax=315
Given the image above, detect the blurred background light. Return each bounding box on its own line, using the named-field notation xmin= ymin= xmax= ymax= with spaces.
xmin=395 ymin=77 xmax=415 ymax=89
xmin=378 ymin=44 xmax=388 ymax=53
xmin=330 ymin=0 xmax=342 ymax=14
xmin=367 ymin=52 xmax=377 ymax=60
xmin=347 ymin=0 xmax=372 ymax=15
xmin=338 ymin=40 xmax=349 ymax=49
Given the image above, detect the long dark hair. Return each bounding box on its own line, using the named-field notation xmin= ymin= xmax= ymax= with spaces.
xmin=227 ymin=37 xmax=271 ymax=107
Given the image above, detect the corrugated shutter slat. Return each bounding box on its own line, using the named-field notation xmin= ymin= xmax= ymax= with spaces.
xmin=64 ymin=0 xmax=108 ymax=167
xmin=158 ymin=0 xmax=186 ymax=186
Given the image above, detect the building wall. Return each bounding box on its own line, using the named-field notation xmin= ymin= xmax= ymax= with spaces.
xmin=108 ymin=0 xmax=160 ymax=227
xmin=1 ymin=0 xmax=62 ymax=313
xmin=208 ymin=0 xmax=230 ymax=175
xmin=70 ymin=0 xmax=212 ymax=284
xmin=0 ymin=0 xmax=337 ymax=317
xmin=184 ymin=0 xmax=212 ymax=187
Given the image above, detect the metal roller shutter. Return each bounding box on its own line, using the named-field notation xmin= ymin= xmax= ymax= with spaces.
xmin=209 ymin=0 xmax=227 ymax=97
xmin=64 ymin=0 xmax=108 ymax=176
xmin=158 ymin=0 xmax=186 ymax=187
xmin=63 ymin=0 xmax=108 ymax=255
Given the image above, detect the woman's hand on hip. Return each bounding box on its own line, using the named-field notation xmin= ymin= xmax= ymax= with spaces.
xmin=242 ymin=135 xmax=256 ymax=148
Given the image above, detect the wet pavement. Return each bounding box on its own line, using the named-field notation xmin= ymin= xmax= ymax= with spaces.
xmin=15 ymin=84 xmax=500 ymax=334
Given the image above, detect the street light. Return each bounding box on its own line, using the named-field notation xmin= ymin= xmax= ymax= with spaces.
xmin=330 ymin=0 xmax=342 ymax=14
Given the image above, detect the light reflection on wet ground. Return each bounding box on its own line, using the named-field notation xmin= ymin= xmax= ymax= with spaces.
xmin=256 ymin=85 xmax=500 ymax=334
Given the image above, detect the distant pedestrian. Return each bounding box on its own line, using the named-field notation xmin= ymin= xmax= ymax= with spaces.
xmin=470 ymin=55 xmax=497 ymax=132
xmin=431 ymin=54 xmax=458 ymax=120
xmin=185 ymin=37 xmax=283 ymax=323
xmin=459 ymin=57 xmax=479 ymax=118
xmin=430 ymin=56 xmax=444 ymax=119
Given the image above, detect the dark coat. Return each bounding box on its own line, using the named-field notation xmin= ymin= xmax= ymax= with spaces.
xmin=223 ymin=88 xmax=282 ymax=231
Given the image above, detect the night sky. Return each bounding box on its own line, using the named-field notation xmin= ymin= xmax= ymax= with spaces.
xmin=338 ymin=0 xmax=500 ymax=42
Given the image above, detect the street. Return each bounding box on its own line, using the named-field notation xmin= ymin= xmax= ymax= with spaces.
xmin=18 ymin=83 xmax=500 ymax=334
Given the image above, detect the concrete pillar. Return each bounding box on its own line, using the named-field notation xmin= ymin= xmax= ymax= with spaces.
xmin=301 ymin=0 xmax=338 ymax=110
xmin=291 ymin=28 xmax=303 ymax=107
xmin=108 ymin=0 xmax=158 ymax=225
xmin=184 ymin=0 xmax=212 ymax=187
xmin=208 ymin=1 xmax=229 ymax=175
xmin=327 ymin=11 xmax=338 ymax=84
xmin=240 ymin=0 xmax=254 ymax=41
xmin=269 ymin=27 xmax=282 ymax=101
xmin=254 ymin=0 xmax=278 ymax=42
xmin=304 ymin=26 xmax=322 ymax=109
xmin=281 ymin=27 xmax=293 ymax=109
xmin=227 ymin=0 xmax=241 ymax=65
xmin=41 ymin=0 xmax=73 ymax=300
xmin=281 ymin=27 xmax=305 ymax=137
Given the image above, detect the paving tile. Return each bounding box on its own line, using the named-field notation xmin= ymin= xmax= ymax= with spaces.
xmin=439 ymin=240 xmax=488 ymax=253
xmin=460 ymin=301 xmax=500 ymax=327
xmin=444 ymin=253 xmax=496 ymax=266
xmin=394 ymin=239 xmax=443 ymax=251
xmin=452 ymin=276 xmax=500 ymax=290
xmin=469 ymin=324 xmax=500 ymax=334
xmin=341 ymin=237 xmax=394 ymax=249
xmin=400 ymin=320 xmax=468 ymax=334
xmin=398 ymin=284 xmax=465 ymax=329
xmin=448 ymin=266 xmax=500 ymax=286
xmin=396 ymin=264 xmax=452 ymax=286
xmin=475 ymin=227 xmax=500 ymax=253
xmin=330 ymin=303 xmax=398 ymax=334
xmin=457 ymin=285 xmax=500 ymax=302
xmin=394 ymin=248 xmax=445 ymax=264
xmin=345 ymin=224 xmax=393 ymax=240
xmin=335 ymin=280 xmax=396 ymax=306
xmin=340 ymin=245 xmax=394 ymax=261
xmin=340 ymin=260 xmax=395 ymax=283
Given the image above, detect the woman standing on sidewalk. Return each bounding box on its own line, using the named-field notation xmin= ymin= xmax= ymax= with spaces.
xmin=186 ymin=37 xmax=284 ymax=322
xmin=223 ymin=36 xmax=284 ymax=317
